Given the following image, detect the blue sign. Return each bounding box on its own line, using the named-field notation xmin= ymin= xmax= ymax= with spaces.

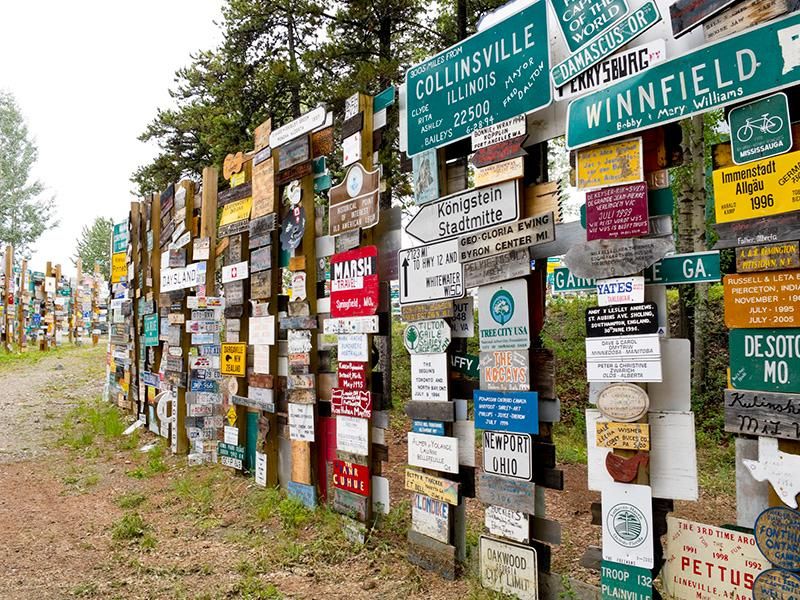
xmin=190 ymin=379 xmax=218 ymax=393
xmin=412 ymin=420 xmax=445 ymax=436
xmin=287 ymin=481 xmax=317 ymax=509
xmin=142 ymin=371 xmax=160 ymax=388
xmin=474 ymin=390 xmax=539 ymax=434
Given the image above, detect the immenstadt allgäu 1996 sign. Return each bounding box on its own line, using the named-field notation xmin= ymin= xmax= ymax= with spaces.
xmin=566 ymin=12 xmax=800 ymax=149
xmin=404 ymin=0 xmax=550 ymax=156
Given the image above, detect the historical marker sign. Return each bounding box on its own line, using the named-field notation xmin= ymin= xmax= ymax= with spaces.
xmin=483 ymin=431 xmax=533 ymax=481
xmin=586 ymin=182 xmax=649 ymax=240
xmin=724 ymin=270 xmax=800 ymax=328
xmin=474 ymin=389 xmax=539 ymax=434
xmin=478 ymin=279 xmax=530 ymax=351
xmin=404 ymin=0 xmax=550 ymax=156
xmin=729 ymin=93 xmax=792 ymax=165
xmin=736 ymin=241 xmax=800 ymax=272
xmin=586 ymin=334 xmax=662 ymax=382
xmin=458 ymin=211 xmax=554 ymax=262
xmin=480 ymin=350 xmax=530 ymax=391
xmin=724 ymin=388 xmax=800 ymax=441
xmin=330 ymin=245 xmax=379 ymax=317
xmin=729 ymin=329 xmax=800 ymax=393
xmin=408 ymin=432 xmax=459 ymax=474
xmin=398 ymin=240 xmax=464 ymax=305
xmin=329 ymin=162 xmax=380 ymax=236
xmin=586 ymin=302 xmax=658 ymax=337
xmin=480 ymin=536 xmax=538 ymax=600
xmin=404 ymin=319 xmax=451 ymax=354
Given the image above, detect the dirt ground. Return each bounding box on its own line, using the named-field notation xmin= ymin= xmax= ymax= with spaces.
xmin=0 ymin=345 xmax=735 ymax=599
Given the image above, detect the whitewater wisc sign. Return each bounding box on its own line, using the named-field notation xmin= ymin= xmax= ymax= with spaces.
xmin=566 ymin=12 xmax=800 ymax=149
xmin=330 ymin=246 xmax=379 ymax=318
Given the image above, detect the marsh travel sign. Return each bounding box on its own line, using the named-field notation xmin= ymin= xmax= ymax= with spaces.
xmin=566 ymin=12 xmax=800 ymax=149
xmin=404 ymin=0 xmax=551 ymax=156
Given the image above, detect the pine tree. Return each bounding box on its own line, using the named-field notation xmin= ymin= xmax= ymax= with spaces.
xmin=73 ymin=217 xmax=113 ymax=280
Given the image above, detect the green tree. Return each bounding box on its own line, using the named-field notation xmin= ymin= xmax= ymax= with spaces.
xmin=0 ymin=91 xmax=58 ymax=257
xmin=73 ymin=217 xmax=113 ymax=280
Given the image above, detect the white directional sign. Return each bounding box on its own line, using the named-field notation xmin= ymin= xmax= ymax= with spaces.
xmin=405 ymin=180 xmax=520 ymax=243
xmin=399 ymin=240 xmax=464 ymax=305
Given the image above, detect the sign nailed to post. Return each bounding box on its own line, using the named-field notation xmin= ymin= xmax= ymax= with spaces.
xmin=330 ymin=245 xmax=379 ymax=317
xmin=404 ymin=319 xmax=451 ymax=354
xmin=479 ymin=536 xmax=538 ymax=600
xmin=586 ymin=302 xmax=658 ymax=337
xmin=404 ymin=0 xmax=550 ymax=156
xmin=398 ymin=240 xmax=464 ymax=305
xmin=329 ymin=162 xmax=380 ymax=236
xmin=729 ymin=92 xmax=792 ymax=165
xmin=729 ymin=328 xmax=800 ymax=393
xmin=479 ymin=279 xmax=530 ymax=351
xmin=483 ymin=431 xmax=532 ymax=481
xmin=586 ymin=183 xmax=649 ymax=240
xmin=724 ymin=270 xmax=800 ymax=328
xmin=458 ymin=211 xmax=554 ymax=262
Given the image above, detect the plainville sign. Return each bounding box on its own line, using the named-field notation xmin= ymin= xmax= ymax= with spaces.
xmin=458 ymin=211 xmax=555 ymax=262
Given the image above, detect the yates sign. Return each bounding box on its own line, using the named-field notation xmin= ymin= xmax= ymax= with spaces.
xmin=404 ymin=0 xmax=550 ymax=156
xmin=567 ymin=12 xmax=800 ymax=149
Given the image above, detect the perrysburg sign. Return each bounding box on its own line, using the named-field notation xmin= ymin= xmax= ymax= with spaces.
xmin=566 ymin=12 xmax=800 ymax=149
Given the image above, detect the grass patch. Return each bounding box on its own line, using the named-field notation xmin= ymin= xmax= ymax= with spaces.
xmin=59 ymin=398 xmax=127 ymax=450
xmin=127 ymin=442 xmax=169 ymax=479
xmin=553 ymin=417 xmax=588 ymax=465
xmin=70 ymin=581 xmax=99 ymax=597
xmin=231 ymin=575 xmax=283 ymax=599
xmin=116 ymin=492 xmax=147 ymax=509
xmin=697 ymin=432 xmax=736 ymax=496
xmin=110 ymin=512 xmax=156 ymax=549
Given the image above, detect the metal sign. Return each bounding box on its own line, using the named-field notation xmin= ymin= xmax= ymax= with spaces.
xmin=270 ymin=105 xmax=326 ymax=147
xmin=643 ymin=251 xmax=721 ymax=285
xmin=331 ymin=389 xmax=372 ymax=419
xmin=551 ymin=1 xmax=661 ymax=87
xmin=729 ymin=329 xmax=800 ymax=393
xmin=329 ymin=162 xmax=380 ymax=236
xmin=458 ymin=211 xmax=554 ymax=263
xmin=552 ymin=266 xmax=595 ymax=293
xmin=479 ymin=350 xmax=530 ymax=391
xmin=563 ymin=238 xmax=674 ymax=279
xmin=576 ymin=138 xmax=643 ymax=190
xmin=669 ymin=0 xmax=738 ymax=37
xmin=161 ymin=262 xmax=205 ymax=292
xmin=398 ymin=240 xmax=464 ymax=305
xmin=744 ymin=436 xmax=800 ymax=508
xmin=729 ymin=93 xmax=792 ymax=165
xmin=220 ymin=343 xmax=247 ymax=377
xmin=736 ymin=241 xmax=800 ymax=272
xmin=566 ymin=12 xmax=800 ymax=149
xmin=471 ymin=115 xmax=526 ymax=151
xmin=330 ymin=245 xmax=379 ymax=317
xmin=586 ymin=302 xmax=659 ymax=337
xmin=586 ymin=182 xmax=649 ymax=240
xmin=474 ymin=389 xmax=539 ymax=434
xmin=332 ymin=459 xmax=370 ymax=497
xmin=586 ymin=334 xmax=662 ymax=382
xmin=724 ymin=270 xmax=800 ymax=328
xmin=404 ymin=319 xmax=451 ymax=354
xmin=754 ymin=507 xmax=800 ymax=570
xmin=405 ymin=180 xmax=520 ymax=244
xmin=596 ymin=276 xmax=645 ymax=306
xmin=601 ymin=482 xmax=654 ymax=569
xmin=221 ymin=261 xmax=248 ymax=284
xmin=143 ymin=313 xmax=159 ymax=347
xmin=485 ymin=505 xmax=530 ymax=543
xmin=479 ymin=536 xmax=538 ymax=600
xmin=404 ymin=0 xmax=551 ymax=156
xmin=601 ymin=561 xmax=653 ymax=600
xmin=411 ymin=493 xmax=450 ymax=543
xmin=549 ymin=0 xmax=629 ymax=53
xmin=112 ymin=221 xmax=128 ymax=253
xmin=464 ymin=248 xmax=531 ymax=288
xmin=483 ymin=431 xmax=532 ymax=481
xmin=451 ymin=297 xmax=474 ymax=338
xmin=218 ymin=442 xmax=245 ymax=469
xmin=478 ymin=278 xmax=530 ymax=351
xmin=714 ymin=211 xmax=800 ymax=250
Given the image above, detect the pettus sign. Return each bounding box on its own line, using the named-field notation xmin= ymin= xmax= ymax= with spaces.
xmin=330 ymin=245 xmax=379 ymax=317
xmin=478 ymin=279 xmax=530 ymax=351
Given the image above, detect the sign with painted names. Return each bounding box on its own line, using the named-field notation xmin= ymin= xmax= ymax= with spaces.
xmin=411 ymin=353 xmax=449 ymax=402
xmin=586 ymin=334 xmax=662 ymax=382
xmin=471 ymin=115 xmax=526 ymax=151
xmin=398 ymin=240 xmax=464 ymax=305
xmin=474 ymin=389 xmax=539 ymax=434
xmin=404 ymin=319 xmax=451 ymax=354
xmin=724 ymin=270 xmax=800 ymax=328
xmin=408 ymin=432 xmax=459 ymax=474
xmin=736 ymin=241 xmax=800 ymax=272
xmin=331 ymin=389 xmax=372 ymax=419
xmin=270 ymin=105 xmax=326 ymax=147
xmin=485 ymin=505 xmax=530 ymax=543
xmin=586 ymin=182 xmax=649 ymax=240
xmin=458 ymin=211 xmax=555 ymax=262
xmin=576 ymin=138 xmax=643 ymax=190
xmin=723 ymin=388 xmax=800 ymax=441
xmin=480 ymin=350 xmax=530 ymax=391
xmin=586 ymin=302 xmax=658 ymax=337
xmin=405 ymin=468 xmax=459 ymax=505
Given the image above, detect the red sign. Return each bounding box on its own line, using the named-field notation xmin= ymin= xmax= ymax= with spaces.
xmin=330 ymin=245 xmax=379 ymax=317
xmin=586 ymin=182 xmax=649 ymax=241
xmin=338 ymin=361 xmax=367 ymax=391
xmin=331 ymin=388 xmax=372 ymax=419
xmin=332 ymin=459 xmax=370 ymax=496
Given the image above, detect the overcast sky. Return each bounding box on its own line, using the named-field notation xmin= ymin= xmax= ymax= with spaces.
xmin=0 ymin=0 xmax=224 ymax=274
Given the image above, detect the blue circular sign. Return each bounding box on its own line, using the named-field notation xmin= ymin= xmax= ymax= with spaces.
xmin=489 ymin=289 xmax=514 ymax=325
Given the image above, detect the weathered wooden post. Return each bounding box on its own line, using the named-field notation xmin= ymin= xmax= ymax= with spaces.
xmin=3 ymin=244 xmax=12 ymax=352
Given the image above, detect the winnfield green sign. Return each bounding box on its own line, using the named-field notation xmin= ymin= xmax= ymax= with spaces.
xmin=405 ymin=0 xmax=551 ymax=156
xmin=566 ymin=12 xmax=800 ymax=149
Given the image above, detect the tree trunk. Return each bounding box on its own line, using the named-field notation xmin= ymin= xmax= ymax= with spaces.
xmin=286 ymin=7 xmax=301 ymax=119
xmin=457 ymin=0 xmax=467 ymax=40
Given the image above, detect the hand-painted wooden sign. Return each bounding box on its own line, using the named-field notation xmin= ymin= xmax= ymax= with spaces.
xmin=484 ymin=505 xmax=530 ymax=543
xmin=404 ymin=319 xmax=451 ymax=354
xmin=736 ymin=241 xmax=800 ymax=272
xmin=576 ymin=138 xmax=643 ymax=191
xmin=458 ymin=211 xmax=554 ymax=263
xmin=479 ymin=350 xmax=530 ymax=391
xmin=471 ymin=115 xmax=526 ymax=152
xmin=329 ymin=163 xmax=379 ymax=236
xmin=606 ymin=451 xmax=650 ymax=483
xmin=471 ymin=135 xmax=528 ymax=169
xmin=586 ymin=334 xmax=662 ymax=382
xmin=473 ymin=157 xmax=525 ymax=188
xmin=714 ymin=212 xmax=800 ymax=250
xmin=724 ymin=389 xmax=800 ymax=441
xmin=602 ymin=482 xmax=654 ymax=569
xmin=724 ymin=270 xmax=800 ymax=328
xmin=405 ymin=468 xmax=459 ymax=505
xmin=464 ymin=248 xmax=530 ymax=289
xmin=743 ymin=436 xmax=800 ymax=508
xmin=401 ymin=299 xmax=454 ymax=322
xmin=479 ymin=536 xmax=538 ymax=600
xmin=714 ymin=152 xmax=800 ymax=224
xmin=586 ymin=182 xmax=649 ymax=240
xmin=408 ymin=432 xmax=459 ymax=474
xmin=337 ymin=333 xmax=368 ymax=361
xmin=596 ymin=422 xmax=650 ymax=451
xmin=411 ymin=493 xmax=450 ymax=543
xmin=405 ymin=180 xmax=520 ymax=244
xmin=754 ymin=507 xmax=800 ymax=570
xmin=280 ymin=205 xmax=306 ymax=252
xmin=289 ymin=402 xmax=315 ymax=441
xmin=753 ymin=569 xmax=800 ymax=599
xmin=330 ymin=245 xmax=379 ymax=317
xmin=729 ymin=329 xmax=800 ymax=393
xmin=478 ymin=279 xmax=530 ymax=351
xmin=483 ymin=431 xmax=532 ymax=481
xmin=669 ymin=0 xmax=738 ymax=37
xmin=586 ymin=302 xmax=658 ymax=337
xmin=332 ymin=459 xmax=370 ymax=496
xmin=398 ymin=240 xmax=464 ymax=305
xmin=477 ymin=471 xmax=536 ymax=514
xmin=549 ymin=0 xmax=629 ymax=53
xmin=703 ymin=0 xmax=800 ymax=41
xmin=410 ymin=353 xmax=449 ymax=402
xmin=597 ymin=384 xmax=649 ymax=422
xmin=331 ymin=389 xmax=372 ymax=419
xmin=337 ymin=361 xmax=367 ymax=392
xmin=474 ymin=389 xmax=539 ymax=434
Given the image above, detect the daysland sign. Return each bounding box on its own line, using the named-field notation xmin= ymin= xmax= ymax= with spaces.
xmin=404 ymin=0 xmax=550 ymax=155
xmin=330 ymin=245 xmax=379 ymax=317
xmin=398 ymin=240 xmax=464 ymax=305
xmin=478 ymin=279 xmax=530 ymax=351
xmin=566 ymin=12 xmax=800 ymax=149
xmin=161 ymin=262 xmax=206 ymax=292
xmin=458 ymin=211 xmax=555 ymax=262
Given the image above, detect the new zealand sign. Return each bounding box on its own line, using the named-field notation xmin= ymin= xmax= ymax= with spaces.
xmin=330 ymin=245 xmax=379 ymax=318
xmin=404 ymin=0 xmax=550 ymax=155
xmin=566 ymin=12 xmax=800 ymax=149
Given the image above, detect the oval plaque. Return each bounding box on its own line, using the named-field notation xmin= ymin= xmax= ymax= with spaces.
xmin=597 ymin=383 xmax=649 ymax=422
xmin=753 ymin=569 xmax=800 ymax=599
xmin=754 ymin=507 xmax=800 ymax=571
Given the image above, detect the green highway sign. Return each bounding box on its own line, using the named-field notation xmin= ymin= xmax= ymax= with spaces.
xmin=143 ymin=314 xmax=159 ymax=347
xmin=729 ymin=92 xmax=792 ymax=165
xmin=550 ymin=0 xmax=629 ymax=53
xmin=405 ymin=0 xmax=551 ymax=156
xmin=552 ymin=267 xmax=595 ymax=293
xmin=601 ymin=561 xmax=652 ymax=600
xmin=373 ymin=85 xmax=395 ymax=113
xmin=648 ymin=187 xmax=674 ymax=216
xmin=644 ymin=251 xmax=721 ymax=285
xmin=730 ymin=329 xmax=800 ymax=393
xmin=551 ymin=1 xmax=660 ymax=87
xmin=566 ymin=11 xmax=800 ymax=149
xmin=112 ymin=221 xmax=128 ymax=254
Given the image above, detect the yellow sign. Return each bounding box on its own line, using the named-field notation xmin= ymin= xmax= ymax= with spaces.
xmin=404 ymin=468 xmax=459 ymax=505
xmin=230 ymin=171 xmax=246 ymax=187
xmin=576 ymin=138 xmax=643 ymax=190
xmin=226 ymin=405 xmax=237 ymax=426
xmin=595 ymin=422 xmax=650 ymax=451
xmin=713 ymin=150 xmax=800 ymax=223
xmin=219 ymin=197 xmax=253 ymax=226
xmin=474 ymin=157 xmax=525 ymax=188
xmin=111 ymin=252 xmax=126 ymax=283
xmin=221 ymin=342 xmax=247 ymax=377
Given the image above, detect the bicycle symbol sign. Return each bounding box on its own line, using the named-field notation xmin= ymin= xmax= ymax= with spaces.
xmin=729 ymin=93 xmax=792 ymax=166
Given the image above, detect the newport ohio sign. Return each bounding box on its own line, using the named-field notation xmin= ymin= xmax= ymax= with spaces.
xmin=404 ymin=0 xmax=551 ymax=156
xmin=566 ymin=12 xmax=800 ymax=149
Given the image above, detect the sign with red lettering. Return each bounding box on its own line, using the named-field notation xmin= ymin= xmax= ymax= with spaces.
xmin=332 ymin=459 xmax=370 ymax=496
xmin=586 ymin=182 xmax=649 ymax=241
xmin=331 ymin=389 xmax=372 ymax=419
xmin=337 ymin=361 xmax=367 ymax=392
xmin=330 ymin=245 xmax=379 ymax=317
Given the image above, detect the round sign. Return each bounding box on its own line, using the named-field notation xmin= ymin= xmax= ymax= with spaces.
xmin=754 ymin=507 xmax=800 ymax=571
xmin=597 ymin=383 xmax=649 ymax=422
xmin=285 ymin=180 xmax=302 ymax=205
xmin=225 ymin=376 xmax=239 ymax=395
xmin=753 ymin=568 xmax=800 ymax=599
xmin=346 ymin=165 xmax=364 ymax=197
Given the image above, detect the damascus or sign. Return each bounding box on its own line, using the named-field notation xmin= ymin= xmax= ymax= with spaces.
xmin=596 ymin=422 xmax=650 ymax=450
xmin=458 ymin=211 xmax=554 ymax=262
xmin=598 ymin=384 xmax=649 ymax=422
xmin=724 ymin=389 xmax=800 ymax=441
xmin=713 ymin=151 xmax=800 ymax=224
xmin=550 ymin=0 xmax=629 ymax=53
xmin=332 ymin=459 xmax=370 ymax=496
xmin=586 ymin=334 xmax=662 ymax=382
xmin=576 ymin=138 xmax=643 ymax=190
xmin=408 ymin=432 xmax=459 ymax=474
xmin=566 ymin=12 xmax=800 ymax=149
xmin=736 ymin=241 xmax=800 ymax=272
xmin=479 ymin=536 xmax=537 ymax=600
xmin=471 ymin=115 xmax=526 ymax=152
xmin=479 ymin=350 xmax=530 ymax=391
xmin=405 ymin=468 xmax=459 ymax=505
xmin=724 ymin=270 xmax=800 ymax=328
xmin=331 ymin=389 xmax=372 ymax=419
xmin=754 ymin=507 xmax=800 ymax=570
xmin=474 ymin=390 xmax=539 ymax=434
xmin=586 ymin=302 xmax=658 ymax=337
xmin=485 ymin=506 xmax=529 ymax=543
xmin=644 ymin=251 xmax=721 ymax=285
xmin=405 ymin=180 xmax=520 ymax=244
xmin=404 ymin=319 xmax=451 ymax=354
xmin=330 ymin=245 xmax=379 ymax=317
xmin=478 ymin=279 xmax=530 ymax=351
xmin=563 ymin=238 xmax=673 ymax=279
xmin=586 ymin=182 xmax=649 ymax=240
xmin=729 ymin=93 xmax=792 ymax=165
xmin=398 ymin=240 xmax=464 ymax=305
xmin=602 ymin=482 xmax=654 ymax=568
xmin=411 ymin=493 xmax=450 ymax=543
xmin=483 ymin=431 xmax=532 ymax=481
xmin=404 ymin=0 xmax=550 ymax=156
xmin=729 ymin=329 xmax=800 ymax=393
xmin=329 ymin=162 xmax=380 ymax=236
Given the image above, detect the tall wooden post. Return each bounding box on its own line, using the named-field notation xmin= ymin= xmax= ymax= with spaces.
xmin=17 ymin=259 xmax=27 ymax=351
xmin=3 ymin=245 xmax=12 ymax=352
